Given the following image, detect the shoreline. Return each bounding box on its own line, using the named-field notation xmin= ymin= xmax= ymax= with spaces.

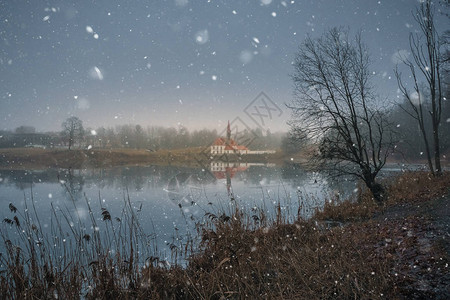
xmin=0 ymin=171 xmax=448 ymax=298
xmin=1 ymin=147 xmax=448 ymax=171
xmin=0 ymin=147 xmax=303 ymax=170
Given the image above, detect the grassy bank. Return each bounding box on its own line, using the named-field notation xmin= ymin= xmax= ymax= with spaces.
xmin=1 ymin=172 xmax=449 ymax=299
xmin=4 ymin=147 xmax=444 ymax=171
xmin=0 ymin=148 xmax=292 ymax=170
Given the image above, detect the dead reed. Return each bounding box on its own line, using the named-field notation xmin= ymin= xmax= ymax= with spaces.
xmin=0 ymin=171 xmax=448 ymax=299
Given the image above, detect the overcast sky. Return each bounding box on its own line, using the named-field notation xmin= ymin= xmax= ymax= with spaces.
xmin=0 ymin=0 xmax=447 ymax=133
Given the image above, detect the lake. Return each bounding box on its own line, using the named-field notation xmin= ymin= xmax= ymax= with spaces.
xmin=0 ymin=162 xmax=360 ymax=263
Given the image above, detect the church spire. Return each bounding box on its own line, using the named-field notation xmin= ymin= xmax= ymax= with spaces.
xmin=227 ymin=120 xmax=231 ymax=141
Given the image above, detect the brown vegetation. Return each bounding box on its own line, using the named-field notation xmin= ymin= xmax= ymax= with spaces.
xmin=0 ymin=148 xmax=199 ymax=169
xmin=0 ymin=172 xmax=449 ymax=299
xmin=0 ymin=148 xmax=286 ymax=170
xmin=314 ymin=171 xmax=450 ymax=223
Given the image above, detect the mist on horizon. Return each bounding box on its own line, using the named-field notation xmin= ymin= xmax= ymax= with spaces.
xmin=1 ymin=0 xmax=447 ymax=133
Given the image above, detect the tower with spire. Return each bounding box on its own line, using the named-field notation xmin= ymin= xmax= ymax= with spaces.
xmin=210 ymin=121 xmax=249 ymax=155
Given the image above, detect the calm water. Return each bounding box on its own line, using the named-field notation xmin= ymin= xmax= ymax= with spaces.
xmin=0 ymin=163 xmax=356 ymax=262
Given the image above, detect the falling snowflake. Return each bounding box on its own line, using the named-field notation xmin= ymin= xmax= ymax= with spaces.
xmin=195 ymin=29 xmax=209 ymax=44
xmin=239 ymin=50 xmax=253 ymax=64
xmin=175 ymin=0 xmax=189 ymax=7
xmin=77 ymin=98 xmax=90 ymax=110
xmin=410 ymin=91 xmax=423 ymax=106
xmin=89 ymin=66 xmax=104 ymax=80
xmin=391 ymin=49 xmax=409 ymax=64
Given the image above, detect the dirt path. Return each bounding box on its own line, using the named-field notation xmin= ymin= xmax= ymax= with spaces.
xmin=372 ymin=190 xmax=450 ymax=298
xmin=375 ymin=192 xmax=450 ymax=254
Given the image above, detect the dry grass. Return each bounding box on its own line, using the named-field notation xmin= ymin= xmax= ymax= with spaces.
xmin=0 ymin=147 xmax=283 ymax=169
xmin=179 ymin=215 xmax=394 ymax=299
xmin=0 ymin=171 xmax=449 ymax=299
xmin=313 ymin=172 xmax=450 ymax=223
xmin=387 ymin=171 xmax=450 ymax=205
xmin=0 ymin=148 xmax=199 ymax=169
xmin=313 ymin=185 xmax=378 ymax=223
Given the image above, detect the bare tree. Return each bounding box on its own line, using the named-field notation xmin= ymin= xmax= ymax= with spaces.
xmin=61 ymin=117 xmax=84 ymax=150
xmin=288 ymin=28 xmax=394 ymax=203
xmin=395 ymin=0 xmax=447 ymax=176
xmin=15 ymin=126 xmax=36 ymax=134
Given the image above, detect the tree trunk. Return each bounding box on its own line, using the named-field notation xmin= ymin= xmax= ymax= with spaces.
xmin=433 ymin=128 xmax=442 ymax=176
xmin=363 ymin=171 xmax=386 ymax=205
xmin=369 ymin=182 xmax=386 ymax=205
xmin=419 ymin=121 xmax=435 ymax=176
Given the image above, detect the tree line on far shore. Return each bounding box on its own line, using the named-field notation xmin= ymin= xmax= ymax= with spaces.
xmin=0 ymin=121 xmax=285 ymax=152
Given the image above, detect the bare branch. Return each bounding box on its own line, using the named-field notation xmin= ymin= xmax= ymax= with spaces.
xmin=288 ymin=27 xmax=394 ymax=203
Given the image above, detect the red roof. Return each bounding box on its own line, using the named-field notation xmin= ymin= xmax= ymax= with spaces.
xmin=212 ymin=137 xmax=226 ymax=145
xmin=212 ymin=137 xmax=239 ymax=146
xmin=224 ymin=144 xmax=249 ymax=151
xmin=212 ymin=137 xmax=248 ymax=152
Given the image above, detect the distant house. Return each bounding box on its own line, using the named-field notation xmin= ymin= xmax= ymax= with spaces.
xmin=211 ymin=121 xmax=249 ymax=155
xmin=210 ymin=137 xmax=249 ymax=155
xmin=0 ymin=132 xmax=53 ymax=148
xmin=210 ymin=121 xmax=278 ymax=155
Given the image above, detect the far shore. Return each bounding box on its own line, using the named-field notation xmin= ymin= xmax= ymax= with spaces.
xmin=1 ymin=147 xmax=448 ymax=171
xmin=0 ymin=147 xmax=303 ymax=170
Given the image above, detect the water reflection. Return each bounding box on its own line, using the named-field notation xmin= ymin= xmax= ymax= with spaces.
xmin=0 ymin=163 xmax=364 ymax=264
xmin=0 ymin=166 xmax=210 ymax=200
xmin=0 ymin=163 xmax=358 ymax=206
xmin=166 ymin=172 xmax=205 ymax=203
xmin=58 ymin=168 xmax=85 ymax=201
xmin=0 ymin=163 xmax=327 ymax=205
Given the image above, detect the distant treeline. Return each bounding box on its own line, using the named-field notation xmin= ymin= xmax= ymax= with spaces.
xmin=0 ymin=124 xmax=286 ymax=151
xmin=388 ymin=96 xmax=450 ymax=160
xmin=2 ymin=101 xmax=449 ymax=158
xmin=286 ymin=96 xmax=450 ymax=160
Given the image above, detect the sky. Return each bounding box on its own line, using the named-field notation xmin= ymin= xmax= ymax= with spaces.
xmin=0 ymin=0 xmax=447 ymax=133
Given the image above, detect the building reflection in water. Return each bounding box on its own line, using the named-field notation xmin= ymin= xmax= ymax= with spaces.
xmin=165 ymin=161 xmax=275 ymax=204
xmin=210 ymin=162 xmax=275 ymax=196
